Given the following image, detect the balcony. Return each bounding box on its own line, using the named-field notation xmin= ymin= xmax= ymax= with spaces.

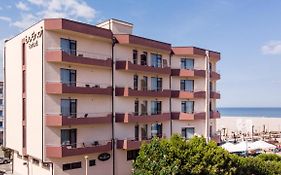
xmin=45 ymin=49 xmax=112 ymax=68
xmin=45 ymin=113 xmax=112 ymax=126
xmin=115 ymin=87 xmax=171 ymax=97
xmin=171 ymin=69 xmax=205 ymax=78
xmin=46 ymin=140 xmax=112 ymax=158
xmin=115 ymin=112 xmax=170 ymax=123
xmin=210 ymin=71 xmax=220 ymax=81
xmin=46 ymin=82 xmax=112 ymax=95
xmin=115 ymin=60 xmax=171 ymax=75
xmin=210 ymin=91 xmax=221 ymax=99
xmin=171 ymin=90 xmax=205 ymax=99
xmin=210 ymin=111 xmax=221 ymax=119
xmin=171 ymin=112 xmax=205 ymax=121
xmin=116 ymin=139 xmax=151 ymax=150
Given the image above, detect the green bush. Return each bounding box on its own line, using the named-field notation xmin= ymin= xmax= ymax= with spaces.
xmin=133 ymin=135 xmax=281 ymax=175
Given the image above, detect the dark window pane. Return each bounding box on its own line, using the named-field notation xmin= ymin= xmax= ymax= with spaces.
xmin=89 ymin=159 xmax=96 ymax=166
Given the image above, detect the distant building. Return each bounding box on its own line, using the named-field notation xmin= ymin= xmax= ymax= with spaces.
xmin=4 ymin=18 xmax=220 ymax=175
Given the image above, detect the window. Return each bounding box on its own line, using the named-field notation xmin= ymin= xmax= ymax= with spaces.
xmin=141 ymin=101 xmax=148 ymax=115
xmin=62 ymin=162 xmax=81 ymax=171
xmin=134 ymin=100 xmax=139 ymax=116
xmin=180 ymin=80 xmax=194 ymax=92
xmin=141 ymin=76 xmax=148 ymax=91
xmin=134 ymin=124 xmax=139 ymax=140
xmin=0 ymin=88 xmax=3 ymax=94
xmin=133 ymin=50 xmax=138 ymax=64
xmin=133 ymin=75 xmax=138 ymax=90
xmin=151 ymin=77 xmax=162 ymax=91
xmin=127 ymin=150 xmax=139 ymax=160
xmin=141 ymin=124 xmax=148 ymax=140
xmin=61 ymin=129 xmax=77 ymax=148
xmin=151 ymin=53 xmax=162 ymax=67
xmin=210 ymin=82 xmax=213 ymax=92
xmin=151 ymin=101 xmax=161 ymax=115
xmin=0 ymin=100 xmax=3 ymax=106
xmin=181 ymin=58 xmax=194 ymax=69
xmin=209 ymin=102 xmax=212 ymax=112
xmin=151 ymin=123 xmax=162 ymax=138
xmin=140 ymin=52 xmax=147 ymax=65
xmin=0 ymin=122 xmax=3 ymax=128
xmin=61 ymin=99 xmax=77 ymax=117
xmin=181 ymin=101 xmax=194 ymax=114
xmin=0 ymin=111 xmax=3 ymax=117
xmin=89 ymin=159 xmax=96 ymax=166
xmin=60 ymin=68 xmax=76 ymax=86
xmin=182 ymin=127 xmax=195 ymax=139
xmin=61 ymin=38 xmax=77 ymax=55
xmin=209 ymin=62 xmax=212 ymax=72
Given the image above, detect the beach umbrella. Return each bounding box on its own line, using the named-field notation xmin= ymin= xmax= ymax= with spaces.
xmin=231 ymin=141 xmax=252 ymax=152
xmin=250 ymin=140 xmax=276 ymax=150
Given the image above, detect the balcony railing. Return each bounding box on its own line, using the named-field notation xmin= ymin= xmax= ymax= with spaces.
xmin=45 ymin=112 xmax=112 ymax=126
xmin=171 ymin=68 xmax=206 ymax=78
xmin=115 ymin=60 xmax=171 ymax=75
xmin=115 ymin=86 xmax=171 ymax=97
xmin=115 ymin=112 xmax=171 ymax=123
xmin=171 ymin=112 xmax=205 ymax=121
xmin=171 ymin=90 xmax=206 ymax=99
xmin=46 ymin=82 xmax=112 ymax=95
xmin=46 ymin=49 xmax=112 ymax=67
xmin=46 ymin=140 xmax=112 ymax=158
xmin=210 ymin=91 xmax=221 ymax=99
xmin=117 ymin=136 xmax=164 ymax=150
xmin=210 ymin=71 xmax=221 ymax=81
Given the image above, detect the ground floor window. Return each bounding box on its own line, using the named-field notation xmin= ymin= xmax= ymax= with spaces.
xmin=127 ymin=149 xmax=140 ymax=160
xmin=62 ymin=161 xmax=81 ymax=171
xmin=89 ymin=159 xmax=96 ymax=166
xmin=182 ymin=127 xmax=195 ymax=139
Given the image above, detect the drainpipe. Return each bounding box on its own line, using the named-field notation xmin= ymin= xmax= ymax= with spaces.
xmin=169 ymin=51 xmax=173 ymax=137
xmin=3 ymin=41 xmax=6 ymax=148
xmin=204 ymin=50 xmax=210 ymax=142
xmin=111 ymin=34 xmax=117 ymax=175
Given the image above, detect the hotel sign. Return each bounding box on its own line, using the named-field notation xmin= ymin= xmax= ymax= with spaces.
xmin=98 ymin=153 xmax=111 ymax=161
xmin=25 ymin=26 xmax=43 ymax=49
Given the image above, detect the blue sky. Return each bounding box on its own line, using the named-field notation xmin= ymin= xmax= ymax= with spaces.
xmin=1 ymin=0 xmax=281 ymax=107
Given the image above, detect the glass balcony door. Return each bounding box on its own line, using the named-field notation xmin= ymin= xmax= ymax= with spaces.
xmin=61 ymin=38 xmax=77 ymax=55
xmin=180 ymin=80 xmax=194 ymax=92
xmin=181 ymin=127 xmax=195 ymax=139
xmin=61 ymin=129 xmax=77 ymax=148
xmin=60 ymin=68 xmax=76 ymax=86
xmin=151 ymin=77 xmax=162 ymax=91
xmin=181 ymin=58 xmax=194 ymax=69
xmin=181 ymin=101 xmax=194 ymax=114
xmin=151 ymin=101 xmax=162 ymax=115
xmin=61 ymin=99 xmax=77 ymax=118
xmin=151 ymin=123 xmax=162 ymax=138
xmin=151 ymin=53 xmax=162 ymax=68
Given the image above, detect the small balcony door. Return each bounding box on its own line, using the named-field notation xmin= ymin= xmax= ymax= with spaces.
xmin=151 ymin=101 xmax=162 ymax=115
xmin=141 ymin=76 xmax=148 ymax=91
xmin=151 ymin=53 xmax=162 ymax=68
xmin=140 ymin=52 xmax=147 ymax=65
xmin=133 ymin=75 xmax=138 ymax=90
xmin=182 ymin=127 xmax=195 ymax=139
xmin=180 ymin=80 xmax=194 ymax=92
xmin=151 ymin=123 xmax=162 ymax=138
xmin=134 ymin=124 xmax=139 ymax=141
xmin=181 ymin=101 xmax=194 ymax=114
xmin=60 ymin=68 xmax=76 ymax=86
xmin=133 ymin=50 xmax=138 ymax=64
xmin=60 ymin=38 xmax=77 ymax=56
xmin=151 ymin=77 xmax=162 ymax=91
xmin=134 ymin=100 xmax=139 ymax=116
xmin=181 ymin=58 xmax=194 ymax=69
xmin=141 ymin=101 xmax=148 ymax=115
xmin=141 ymin=124 xmax=148 ymax=140
xmin=61 ymin=129 xmax=77 ymax=148
xmin=61 ymin=99 xmax=77 ymax=118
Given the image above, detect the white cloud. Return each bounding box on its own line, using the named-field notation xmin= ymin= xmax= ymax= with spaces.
xmin=261 ymin=40 xmax=281 ymax=55
xmin=16 ymin=1 xmax=30 ymax=11
xmin=11 ymin=0 xmax=96 ymax=30
xmin=0 ymin=16 xmax=12 ymax=23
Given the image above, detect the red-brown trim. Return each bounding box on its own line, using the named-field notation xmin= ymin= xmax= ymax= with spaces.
xmin=115 ymin=113 xmax=171 ymax=123
xmin=171 ymin=90 xmax=206 ymax=99
xmin=46 ymin=141 xmax=112 ymax=158
xmin=115 ymin=87 xmax=171 ymax=97
xmin=116 ymin=139 xmax=150 ymax=150
xmin=44 ymin=18 xmax=112 ymax=39
xmin=45 ymin=114 xmax=112 ymax=126
xmin=114 ymin=34 xmax=171 ymax=51
xmin=210 ymin=111 xmax=221 ymax=119
xmin=210 ymin=91 xmax=221 ymax=99
xmin=45 ymin=50 xmax=112 ymax=68
xmin=210 ymin=71 xmax=220 ymax=81
xmin=171 ymin=69 xmax=205 ymax=78
xmin=172 ymin=47 xmax=206 ymax=57
xmin=45 ymin=82 xmax=112 ymax=95
xmin=171 ymin=112 xmax=205 ymax=120
xmin=115 ymin=60 xmax=171 ymax=75
xmin=209 ymin=51 xmax=221 ymax=62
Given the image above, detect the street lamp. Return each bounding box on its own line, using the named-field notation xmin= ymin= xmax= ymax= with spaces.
xmin=85 ymin=155 xmax=88 ymax=175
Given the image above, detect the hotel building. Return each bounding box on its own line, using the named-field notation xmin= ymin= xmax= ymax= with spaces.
xmin=4 ymin=18 xmax=220 ymax=175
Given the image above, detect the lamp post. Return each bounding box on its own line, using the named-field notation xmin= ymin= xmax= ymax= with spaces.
xmin=85 ymin=155 xmax=88 ymax=175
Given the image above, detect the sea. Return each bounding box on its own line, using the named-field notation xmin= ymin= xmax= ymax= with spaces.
xmin=218 ymin=107 xmax=281 ymax=118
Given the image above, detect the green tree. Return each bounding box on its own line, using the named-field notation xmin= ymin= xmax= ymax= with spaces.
xmin=133 ymin=135 xmax=237 ymax=175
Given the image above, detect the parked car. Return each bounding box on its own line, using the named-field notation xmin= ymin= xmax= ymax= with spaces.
xmin=0 ymin=157 xmax=10 ymax=164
